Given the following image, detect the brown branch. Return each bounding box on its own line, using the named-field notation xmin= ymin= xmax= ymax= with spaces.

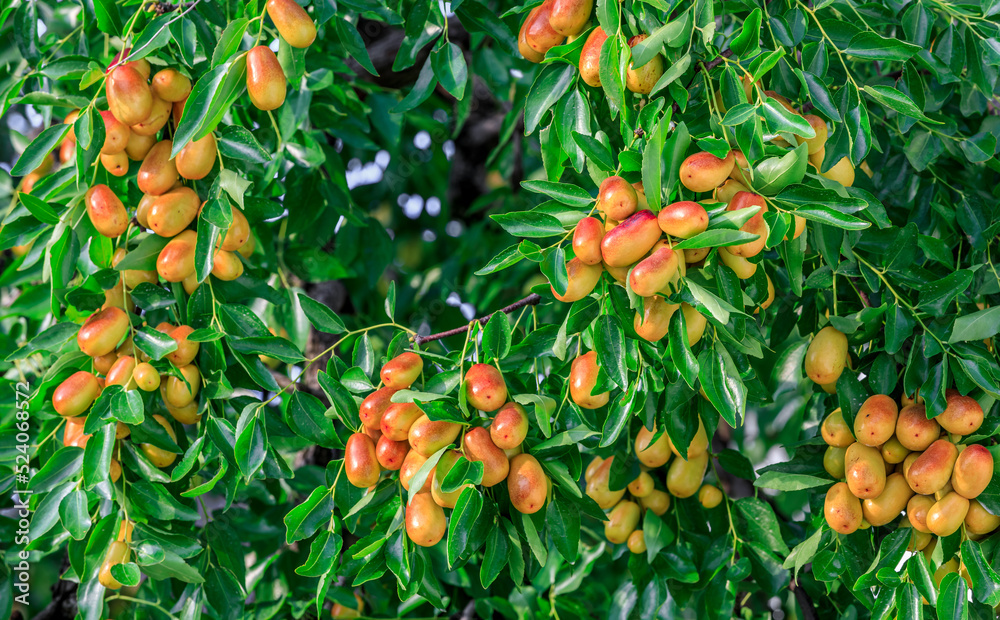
xmin=413 ymin=293 xmax=542 ymax=345
xmin=146 ymin=1 xmax=195 ymax=13
xmin=790 ymin=579 xmax=818 ymax=620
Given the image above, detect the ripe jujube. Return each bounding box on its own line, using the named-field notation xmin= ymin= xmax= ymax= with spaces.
xmin=53 ymin=371 xmax=102 ymax=417
xmin=824 ymin=482 xmax=862 ymax=534
xmin=345 ymin=433 xmax=380 ymax=487
xmin=666 ymin=451 xmax=708 ymax=498
xmin=905 ymin=439 xmax=958 ymax=495
xmin=266 ymin=0 xmax=318 ymax=48
xmin=211 ymin=250 xmax=244 ymax=281
xmin=78 ymin=307 xmax=130 ymax=357
xmin=853 ymin=394 xmax=898 ymax=447
xmin=360 ymin=387 xmax=397 ymax=431
xmin=490 ymin=402 xmax=529 ymax=450
xmin=380 ymin=402 xmax=423 ymax=441
xmin=176 ymin=134 xmax=217 ymax=180
xmin=725 ymin=191 xmax=768 ymax=258
xmin=463 ymin=427 xmax=509 ymax=487
xmin=508 ymin=453 xmax=548 ymax=514
xmin=552 ymin=258 xmax=602 ymax=302
xmin=598 ymin=176 xmax=638 ymax=221
xmin=628 ymin=244 xmax=680 ymax=298
xmin=408 ymin=415 xmax=461 ymax=457
xmin=465 ymin=363 xmax=507 ymax=412
xmin=635 ymin=426 xmax=671 ymax=468
xmin=405 ymin=493 xmax=446 ymax=547
xmin=151 ymin=68 xmax=192 ymax=102
xmin=679 ymin=151 xmax=736 ymax=193
xmin=578 ymin=27 xmax=607 ymax=87
xmin=130 ymin=95 xmax=171 ymax=136
xmin=548 ymin=0 xmax=592 ymax=36
xmin=572 ymin=216 xmax=604 ymax=265
xmin=107 ymin=64 xmax=152 ymax=126
xmin=156 ymin=230 xmax=198 ymax=282
xmin=604 ymin=500 xmax=640 ymax=544
xmin=246 ymin=46 xmax=286 ymax=111
xmin=380 ymin=352 xmax=423 ymax=389
xmin=162 ymin=364 xmax=201 ymax=408
xmin=85 ymin=185 xmax=129 ymax=238
xmin=375 ymin=435 xmax=409 ymax=471
xmin=804 ymin=326 xmax=848 ymax=386
xmin=844 ymin=442 xmax=886 ymax=499
xmin=657 ymin=201 xmax=709 ymax=239
xmin=137 ymin=140 xmax=179 ymax=196
xmin=601 ymin=210 xmax=661 ymax=267
xmin=624 ymin=35 xmax=663 ymax=94
xmin=140 ymin=414 xmax=178 ymax=468
xmin=569 ymin=351 xmax=609 ymax=409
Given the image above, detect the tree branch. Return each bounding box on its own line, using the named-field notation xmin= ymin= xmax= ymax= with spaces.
xmin=413 ymin=293 xmax=542 ymax=345
xmin=790 ymin=579 xmax=818 ymax=620
xmin=147 ymin=1 xmax=195 ymax=13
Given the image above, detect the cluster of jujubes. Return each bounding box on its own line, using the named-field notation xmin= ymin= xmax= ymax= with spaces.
xmin=822 ymin=391 xmax=995 ymax=583
xmin=53 ymin=311 xmax=205 ymax=484
xmin=344 ymin=353 xmax=549 ymax=548
xmin=584 ymin=422 xmax=721 ymax=553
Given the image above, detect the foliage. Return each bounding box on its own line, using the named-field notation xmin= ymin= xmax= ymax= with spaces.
xmin=2 ymin=0 xmax=1000 ymax=618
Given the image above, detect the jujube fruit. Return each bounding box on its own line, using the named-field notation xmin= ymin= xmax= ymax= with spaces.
xmin=585 ymin=456 xmax=605 ymax=483
xmin=524 ymin=0 xmax=565 ymax=55
xmin=98 ymin=541 xmax=131 ymax=589
xmin=151 ymin=68 xmax=192 ymax=102
xmin=140 ymin=414 xmax=178 ymax=468
xmin=156 ymin=230 xmax=198 ymax=282
xmin=804 ymin=326 xmax=848 ymax=385
xmin=176 ymin=134 xmax=217 ymax=180
xmin=360 ymin=387 xmax=397 ymax=431
xmin=598 ymin=176 xmax=638 ymax=221
xmin=718 ymin=247 xmax=757 ymax=279
xmin=880 ymin=436 xmax=910 ymax=464
xmin=85 ymin=185 xmax=129 ymax=238
xmin=907 ymin=495 xmax=935 ymax=532
xmin=266 ymin=0 xmax=317 ymax=48
xmin=517 ymin=7 xmax=546 ymax=63
xmin=800 ymin=115 xmax=828 ymax=154
xmin=100 ymin=151 xmax=129 ymax=176
xmin=345 ymin=433 xmax=380 ymax=487
xmin=844 ymin=442 xmax=886 ymax=499
xmin=465 ymin=363 xmax=507 ymax=412
xmin=671 ymin=418 xmax=708 ymax=460
xmin=824 ymin=482 xmax=862 ymax=534
xmin=725 ymin=191 xmax=768 ymax=257
xmin=106 ymin=355 xmax=137 ymax=389
xmin=167 ymin=325 xmax=200 ymax=367
xmin=679 ymin=151 xmax=736 ymax=193
xmin=137 ymin=140 xmax=179 ymax=196
xmin=53 ymin=371 xmax=102 ymax=417
xmin=407 ymin=415 xmax=461 ymax=457
xmin=78 ymin=307 xmax=130 ymax=357
xmin=130 ymin=95 xmax=170 ymax=136
xmin=405 ymin=493 xmax=446 ymax=547
xmin=63 ymin=422 xmax=90 ymax=449
xmin=399 ymin=450 xmax=431 ymax=494
xmin=627 ymin=530 xmax=646 ymax=554
xmin=821 ymin=408 xmax=853 ymax=447
xmin=853 ymin=394 xmax=898 ymax=447
xmin=925 ymin=491 xmax=970 ymax=537
xmin=162 ymin=364 xmax=201 ymax=408
xmin=490 ymin=402 xmax=529 ymax=450
xmin=624 ymin=35 xmax=663 ymax=94
xmin=166 ymin=401 xmax=201 ymax=425
xmin=375 ymin=435 xmax=409 ymax=471
xmin=657 ymin=201 xmax=709 ymax=239
xmin=604 ymin=500 xmax=640 ymax=544
xmin=552 ymin=258 xmax=602 ymax=302
xmin=601 ymin=210 xmax=661 ymax=267
xmin=463 ymin=427 xmax=509 ymax=487
xmin=380 ymin=402 xmax=423 ymax=441
xmin=895 ymin=404 xmax=939 ymax=451
xmin=246 ymin=46 xmax=286 ymax=111
xmin=380 ymin=352 xmax=423 ymax=389
xmin=965 ymin=499 xmax=1000 ymax=535
xmin=507 ymin=453 xmax=548 ymax=514
xmin=211 ymin=250 xmax=244 ymax=281
xmin=431 ymin=451 xmax=470 ymax=508
xmin=823 ymin=446 xmax=846 ymax=478
xmin=860 ymin=472 xmax=913 ymax=526
xmin=93 ymin=352 xmax=118 ymax=375
xmin=578 ymin=27 xmax=607 ymax=87
xmin=698 ymin=485 xmax=723 ymax=508
xmin=640 ymin=489 xmax=670 ymax=515
xmin=572 ymin=216 xmax=604 ymax=265
xmin=937 ymin=391 xmax=984 ymax=435
xmin=100 ymin=111 xmax=131 ymax=155
xmin=628 ymin=471 xmax=654 ymax=497
xmin=635 ymin=425 xmax=672 ymax=468
xmin=628 ymin=244 xmax=679 ymax=297
xmin=107 ymin=65 xmax=152 ymax=126
xmin=217 ymin=205 xmax=251 ymax=251
xmin=951 ymin=444 xmax=993 ymax=499
xmin=548 ymin=0 xmax=591 ymax=36
xmin=905 ymin=439 xmax=958 ymax=495
xmin=569 ymin=351 xmax=609 ymax=409
xmin=666 ymin=451 xmax=708 ymax=498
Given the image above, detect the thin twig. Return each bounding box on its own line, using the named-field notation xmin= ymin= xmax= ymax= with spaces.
xmin=413 ymin=293 xmax=542 ymax=345
xmin=146 ymin=1 xmax=195 ymax=13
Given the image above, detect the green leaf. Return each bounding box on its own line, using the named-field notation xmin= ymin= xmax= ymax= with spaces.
xmin=114 ymin=235 xmax=170 ymax=271
xmin=11 ymin=125 xmax=71 ymax=176
xmin=672 ymin=229 xmax=761 ymax=249
xmin=483 ymin=312 xmax=512 ymax=361
xmin=936 ymin=573 xmax=969 ymax=620
xmin=547 ymin=494 xmax=581 ymax=563
xmin=133 ymin=326 xmax=179 ymax=361
xmin=949 ymin=307 xmax=1000 ymax=343
xmin=698 ymin=344 xmax=746 ymax=427
xmin=447 ymin=487 xmax=483 ymax=567
xmin=298 ymin=294 xmax=347 ymax=334
xmin=284 ymin=486 xmax=333 ymax=544
xmin=431 ymin=41 xmax=467 ymax=99
xmin=735 ymin=497 xmax=790 ymax=555
xmin=218 ymin=125 xmax=272 ymax=163
xmin=863 ymin=85 xmax=936 ymax=122
xmin=29 ymin=447 xmax=83 ymax=492
xmin=235 ymin=405 xmax=267 ymax=482
xmin=18 ymin=192 xmax=60 ymax=225
xmin=731 ymin=8 xmax=762 ymax=58
xmin=480 ymin=525 xmax=509 ymax=588
xmin=960 ymin=540 xmax=1000 ymax=605
xmin=642 ymin=510 xmax=675 ymax=561
xmin=754 ymin=471 xmax=831 ymax=491
xmin=595 ymin=315 xmax=627 ymax=389
xmin=846 ymin=32 xmax=920 ymax=61
xmin=492 ymin=211 xmax=565 ymax=238
xmin=668 ymin=307 xmax=698 ymax=387
xmin=336 ymin=19 xmax=378 ymax=76
xmin=520 ymin=180 xmax=593 ymax=207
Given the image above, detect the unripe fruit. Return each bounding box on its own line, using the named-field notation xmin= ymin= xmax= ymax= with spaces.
xmin=824 ymin=481 xmax=863 ymax=534
xmin=965 ymin=499 xmax=1000 ymax=535
xmin=755 ymin=274 xmax=776 ymax=313
xmin=657 ymin=201 xmax=709 ymax=239
xmin=895 ymin=404 xmax=939 ymax=451
xmin=524 ymin=0 xmax=565 ymax=54
xmin=906 ymin=439 xmax=958 ymax=495
xmin=166 ymin=401 xmax=201 ymax=425
xmin=380 ymin=402 xmax=423 ymax=441
xmin=380 ymin=352 xmax=423 ymax=389
xmin=151 ymin=68 xmax=192 ymax=102
xmin=628 ymin=245 xmax=679 ymax=298
xmin=78 ymin=307 xmax=130 ymax=357
xmin=820 ymin=408 xmax=853 ymax=447
xmin=163 ymin=364 xmax=201 ymax=408
xmin=360 ymin=387 xmax=397 ymax=431
xmin=237 ymin=232 xmax=256 ymax=258
xmin=627 ymin=530 xmax=646 ymax=554
xmin=902 ymin=451 xmax=920 ymax=480
xmin=861 ymin=472 xmax=913 ymax=526
xmin=156 ymin=230 xmax=198 ymax=282
xmin=605 ymin=500 xmax=641 ymax=544
xmin=815 ymin=154 xmax=855 ymax=187
xmin=490 ymin=402 xmax=529 ymax=450
xmin=217 ymin=205 xmax=250 ymax=252
xmin=549 ymin=0 xmax=591 ymax=35
xmin=625 ymin=35 xmax=663 ymax=94
xmin=172 ymin=98 xmax=185 ymax=126
xmin=98 ymin=540 xmax=131 ymax=589
xmin=94 ymin=352 xmax=119 ymax=375
xmin=552 ymin=257 xmax=602 ymax=302
xmin=266 ymin=0 xmax=317 ymax=48
xmin=508 ymin=453 xmax=549 ymax=514
xmin=937 ymin=391 xmax=984 ymax=435
xmin=107 ymin=65 xmax=153 ymax=126
xmin=699 ymin=485 xmax=723 ymax=509
xmin=714 ymin=179 xmax=748 ymax=204
xmin=667 ymin=451 xmax=708 ymax=498
xmin=682 ymin=303 xmax=707 ymax=346
xmin=578 ymin=27 xmax=608 ymax=87
xmin=100 ymin=110 xmax=131 ymax=155
xmin=718 ymin=247 xmax=757 ymax=279
xmin=880 ymin=436 xmax=910 ymax=464
xmin=167 ymin=325 xmax=200 ymax=367
xmin=176 ymin=134 xmax=217 ymax=180
xmin=824 ymin=446 xmax=846 ymax=478
xmin=345 ymin=433 xmax=380 ymax=488
xmin=601 ymin=210 xmax=661 ymax=267
xmin=130 ymin=95 xmax=171 ymax=137
xmin=725 ymin=191 xmax=768 ymax=257
xmin=672 ymin=419 xmax=709 ymax=460
xmin=463 ymin=427 xmax=509 ymax=487
xmin=106 ymin=355 xmax=137 ymax=389
xmin=465 ymin=363 xmax=507 ymax=412
xmin=951 ymin=444 xmax=993 ymax=499
xmin=800 ymin=115 xmax=828 ymax=154
xmin=400 ymin=450 xmax=431 ymax=494
xmin=408 ymin=415 xmax=461 ymax=457
xmin=375 ymin=435 xmax=409 ymax=471
xmin=854 ymin=395 xmax=898 ymax=447
xmin=572 ymin=216 xmax=605 ymax=265
xmin=137 ymin=140 xmax=179 ymax=196
xmin=405 ymin=493 xmax=446 ymax=547
xmin=635 ymin=425 xmax=672 ymax=468
xmin=628 ymin=471 xmax=654 ymax=497
xmin=246 ymin=46 xmax=286 ymax=111
xmin=85 ymin=185 xmax=129 ymax=238
xmin=517 ymin=7 xmax=546 ymax=63
xmin=100 ymin=151 xmax=129 ymax=176
xmin=804 ymin=326 xmax=848 ymax=385
xmin=587 ymin=456 xmax=625 ymax=508
xmin=569 ymin=351 xmax=609 ymax=409
xmin=135 ymin=194 xmax=155 ymax=229
xmin=585 ymin=456 xmax=605 ymax=483
xmin=211 ymin=250 xmax=243 ymax=281
xmin=598 ymin=176 xmax=638 ymax=221
xmin=140 ymin=414 xmax=178 ymax=468
xmin=926 ymin=491 xmax=970 ymax=537
xmin=907 ymin=495 xmax=935 ymax=532
xmin=845 ymin=442 xmax=886 ymax=499
xmin=641 ymin=489 xmax=670 ymax=515
xmin=603 ymin=260 xmax=629 ymax=284
xmin=680 ymin=151 xmax=736 ymax=193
